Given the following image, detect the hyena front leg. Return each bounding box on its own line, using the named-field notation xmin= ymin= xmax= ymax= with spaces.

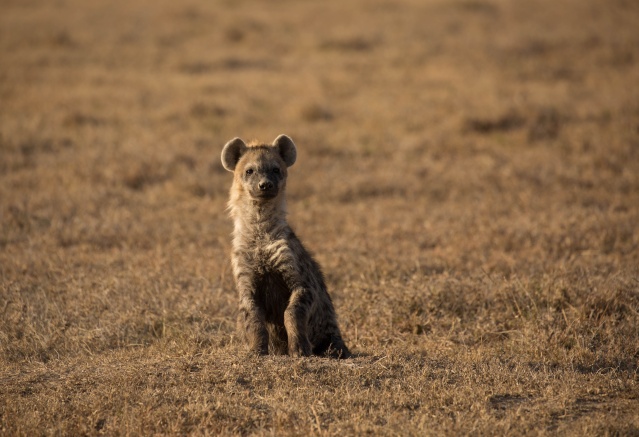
xmin=238 ymin=301 xmax=268 ymax=355
xmin=236 ymin=273 xmax=268 ymax=355
xmin=284 ymin=288 xmax=313 ymax=357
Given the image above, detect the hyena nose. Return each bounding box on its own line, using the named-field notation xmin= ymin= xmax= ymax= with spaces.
xmin=259 ymin=181 xmax=273 ymax=191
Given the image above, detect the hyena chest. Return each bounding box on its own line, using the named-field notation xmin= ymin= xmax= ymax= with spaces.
xmin=254 ymin=269 xmax=290 ymax=324
xmin=248 ymin=240 xmax=293 ymax=323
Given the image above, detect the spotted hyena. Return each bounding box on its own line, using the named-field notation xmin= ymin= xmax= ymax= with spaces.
xmin=221 ymin=134 xmax=350 ymax=358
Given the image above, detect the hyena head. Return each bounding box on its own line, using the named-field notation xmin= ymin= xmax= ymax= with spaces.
xmin=221 ymin=135 xmax=297 ymax=202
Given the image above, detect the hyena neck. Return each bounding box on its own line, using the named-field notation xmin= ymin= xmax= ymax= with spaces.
xmin=231 ymin=195 xmax=289 ymax=242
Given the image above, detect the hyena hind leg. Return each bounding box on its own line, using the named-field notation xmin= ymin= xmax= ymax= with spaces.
xmin=314 ymin=334 xmax=351 ymax=359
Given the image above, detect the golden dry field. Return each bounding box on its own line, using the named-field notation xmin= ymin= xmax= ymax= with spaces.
xmin=1 ymin=0 xmax=639 ymax=434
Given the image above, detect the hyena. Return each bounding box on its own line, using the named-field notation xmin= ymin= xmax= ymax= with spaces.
xmin=221 ymin=134 xmax=350 ymax=358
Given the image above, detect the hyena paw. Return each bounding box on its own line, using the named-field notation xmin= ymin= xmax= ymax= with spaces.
xmin=250 ymin=346 xmax=269 ymax=356
xmin=327 ymin=344 xmax=351 ymax=359
xmin=248 ymin=336 xmax=269 ymax=356
xmin=288 ymin=339 xmax=312 ymax=357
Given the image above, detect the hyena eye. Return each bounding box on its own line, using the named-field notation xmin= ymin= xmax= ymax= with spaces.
xmin=273 ymin=167 xmax=280 ymax=174
xmin=245 ymin=168 xmax=254 ymax=176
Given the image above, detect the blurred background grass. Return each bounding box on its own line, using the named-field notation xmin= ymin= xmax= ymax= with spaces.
xmin=1 ymin=0 xmax=638 ymax=434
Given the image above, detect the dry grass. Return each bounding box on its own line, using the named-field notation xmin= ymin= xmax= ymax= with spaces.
xmin=1 ymin=0 xmax=638 ymax=435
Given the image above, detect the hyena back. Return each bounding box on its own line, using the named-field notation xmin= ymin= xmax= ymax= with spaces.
xmin=221 ymin=134 xmax=350 ymax=358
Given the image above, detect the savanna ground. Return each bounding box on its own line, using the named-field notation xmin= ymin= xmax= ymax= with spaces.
xmin=1 ymin=0 xmax=638 ymax=434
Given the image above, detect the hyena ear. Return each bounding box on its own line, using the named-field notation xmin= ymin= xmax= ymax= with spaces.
xmin=273 ymin=134 xmax=297 ymax=167
xmin=221 ymin=137 xmax=248 ymax=172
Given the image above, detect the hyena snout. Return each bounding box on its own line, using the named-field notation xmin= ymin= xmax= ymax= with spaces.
xmin=252 ymin=176 xmax=279 ymax=199
xmin=258 ymin=180 xmax=274 ymax=191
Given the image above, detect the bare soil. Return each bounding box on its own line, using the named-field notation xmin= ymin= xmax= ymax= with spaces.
xmin=1 ymin=0 xmax=638 ymax=435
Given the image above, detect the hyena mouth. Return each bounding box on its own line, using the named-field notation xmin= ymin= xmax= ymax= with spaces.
xmin=252 ymin=189 xmax=278 ymax=200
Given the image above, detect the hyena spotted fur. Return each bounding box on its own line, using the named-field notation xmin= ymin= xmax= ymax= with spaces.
xmin=221 ymin=134 xmax=350 ymax=358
